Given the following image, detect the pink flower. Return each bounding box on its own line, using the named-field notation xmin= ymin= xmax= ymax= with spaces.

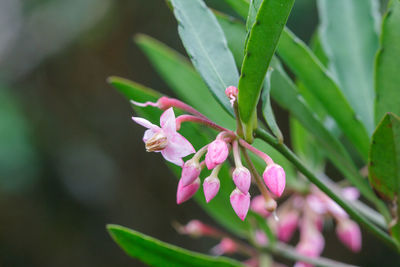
xmin=250 ymin=195 xmax=270 ymax=218
xmin=230 ymin=188 xmax=250 ymax=221
xmin=205 ymin=139 xmax=229 ymax=169
xmin=263 ymin=164 xmax=286 ymax=197
xmin=211 ymin=238 xmax=238 ymax=255
xmin=277 ymin=211 xmax=299 ymax=242
xmin=203 ymin=176 xmax=220 ymax=203
xmin=336 ymin=219 xmax=361 ymax=252
xmin=132 ymin=108 xmax=195 ymax=166
xmin=232 ymin=166 xmax=251 ymax=194
xmin=255 ymin=230 xmax=268 ymax=246
xmin=180 ymin=159 xmax=201 ymax=187
xmin=178 ymin=220 xmax=217 ymax=237
xmin=176 ymin=177 xmax=200 ymax=204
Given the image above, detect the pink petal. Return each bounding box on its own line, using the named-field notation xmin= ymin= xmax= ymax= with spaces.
xmin=250 ymin=195 xmax=270 ymax=218
xmin=132 ymin=117 xmax=158 ymax=129
xmin=277 ymin=211 xmax=299 ymax=242
xmin=230 ymin=189 xmax=250 ymax=221
xmin=143 ymin=128 xmax=158 ymax=142
xmin=336 ymin=219 xmax=361 ymax=252
xmin=203 ymin=176 xmax=220 ymax=203
xmin=342 ymin=187 xmax=360 ymax=201
xmin=232 ymin=167 xmax=251 ymax=194
xmin=205 ymin=140 xmax=229 ymax=170
xmin=161 ymin=133 xmax=195 ymax=166
xmin=263 ymin=164 xmax=285 ymax=197
xmin=180 ymin=160 xmax=201 ymax=187
xmin=160 ymin=107 xmax=176 ymax=135
xmin=176 ymin=178 xmax=200 ymax=204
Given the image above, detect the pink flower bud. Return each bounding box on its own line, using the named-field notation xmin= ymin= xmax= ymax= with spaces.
xmin=211 ymin=238 xmax=238 ymax=255
xmin=243 ymin=258 xmax=259 ymax=267
xmin=336 ymin=219 xmax=361 ymax=252
xmin=176 ymin=178 xmax=200 ymax=204
xmin=225 ymin=86 xmax=239 ymax=106
xmin=205 ymin=140 xmax=229 ymax=170
xmin=299 ymin=227 xmax=325 ymax=257
xmin=263 ymin=164 xmax=285 ymax=197
xmin=232 ymin=166 xmax=251 ymax=194
xmin=180 ymin=160 xmax=201 ymax=187
xmin=250 ymin=195 xmax=270 ymax=218
xmin=203 ymin=176 xmax=220 ymax=203
xmin=277 ymin=211 xmax=299 ymax=242
xmin=230 ymin=188 xmax=250 ymax=221
xmin=179 ymin=220 xmax=217 ymax=237
xmin=255 ymin=230 xmax=268 ymax=246
xmin=341 ymin=187 xmax=360 ymax=200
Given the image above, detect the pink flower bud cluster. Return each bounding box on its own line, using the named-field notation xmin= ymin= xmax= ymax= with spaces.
xmin=130 ymin=88 xmax=287 ymax=221
xmin=248 ymin=186 xmax=362 ymax=266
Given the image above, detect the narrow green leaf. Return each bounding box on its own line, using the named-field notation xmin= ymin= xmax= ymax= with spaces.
xmin=238 ymin=0 xmax=295 ymax=141
xmin=277 ymin=28 xmax=370 ymax=160
xmin=269 ymin=58 xmax=379 ymax=205
xmin=374 ymin=0 xmax=400 ymax=124
xmin=135 ymin=34 xmax=234 ymax=129
xmin=317 ymin=0 xmax=380 ymax=133
xmin=261 ymin=68 xmax=283 ymax=143
xmin=222 ymin=0 xmax=249 ymax=19
xmin=107 ymin=225 xmax=243 ymax=267
xmin=169 ymin=0 xmax=239 ymax=114
xmin=215 ymin=12 xmax=247 ymax=67
xmin=290 ymin=118 xmax=325 ymax=172
xmin=108 ymin=77 xmax=250 ymax=236
xmin=368 ymin=113 xmax=400 ymax=201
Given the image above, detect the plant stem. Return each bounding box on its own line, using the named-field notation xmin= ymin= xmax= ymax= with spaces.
xmin=254 ymin=128 xmax=398 ymax=250
xmin=239 ymin=139 xmax=274 ymax=165
xmin=175 ymin=115 xmax=232 ymax=133
xmin=240 ymin=146 xmax=277 ymax=212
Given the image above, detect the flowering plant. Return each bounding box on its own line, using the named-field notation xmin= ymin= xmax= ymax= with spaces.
xmin=107 ymin=0 xmax=400 ymax=266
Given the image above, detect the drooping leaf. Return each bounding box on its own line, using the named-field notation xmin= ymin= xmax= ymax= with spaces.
xmin=109 ymin=77 xmax=250 ymax=236
xmin=135 ymin=34 xmax=234 ymax=129
xmin=107 ymin=225 xmax=243 ymax=267
xmin=169 ymin=0 xmax=239 ymax=114
xmin=269 ymin=58 xmax=380 ymax=206
xmin=368 ymin=113 xmax=400 ymax=201
xmin=238 ymin=0 xmax=295 ymax=141
xmin=374 ymin=0 xmax=400 ymax=124
xmin=277 ymin=28 xmax=370 ymax=160
xmin=261 ymin=68 xmax=283 ymax=143
xmin=317 ymin=0 xmax=380 ymax=134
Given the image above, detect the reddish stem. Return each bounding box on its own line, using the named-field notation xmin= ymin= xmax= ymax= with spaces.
xmin=239 ymin=139 xmax=274 ymax=165
xmin=175 ymin=115 xmax=233 ymax=133
xmin=159 ymin=97 xmax=209 ymax=120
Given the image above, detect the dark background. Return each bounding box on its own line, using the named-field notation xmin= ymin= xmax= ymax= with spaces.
xmin=0 ymin=0 xmax=398 ymax=266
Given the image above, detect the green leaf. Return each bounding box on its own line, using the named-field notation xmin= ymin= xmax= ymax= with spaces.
xmin=169 ymin=0 xmax=239 ymax=115
xmin=290 ymin=118 xmax=325 ymax=172
xmin=238 ymin=0 xmax=295 ymax=141
xmin=317 ymin=0 xmax=380 ymax=134
xmin=368 ymin=113 xmax=400 ymax=201
xmin=374 ymin=0 xmax=400 ymax=124
xmin=108 ymin=77 xmax=250 ymax=236
xmin=221 ymin=0 xmax=249 ymax=19
xmin=261 ymin=68 xmax=283 ymax=143
xmin=269 ymin=58 xmax=380 ymax=206
xmin=215 ymin=12 xmax=247 ymax=67
xmin=135 ymin=34 xmax=234 ymax=129
xmin=107 ymin=225 xmax=243 ymax=267
xmin=277 ymin=28 xmax=370 ymax=160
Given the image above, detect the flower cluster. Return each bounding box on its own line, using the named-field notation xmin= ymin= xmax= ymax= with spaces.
xmin=251 ymin=186 xmax=362 ymax=266
xmin=131 ymin=86 xmax=286 ymax=221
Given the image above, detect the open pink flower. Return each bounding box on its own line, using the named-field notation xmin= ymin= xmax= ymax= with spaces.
xmin=132 ymin=108 xmax=195 ymax=166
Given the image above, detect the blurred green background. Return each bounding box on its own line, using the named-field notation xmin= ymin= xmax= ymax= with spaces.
xmin=0 ymin=0 xmax=398 ymax=266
